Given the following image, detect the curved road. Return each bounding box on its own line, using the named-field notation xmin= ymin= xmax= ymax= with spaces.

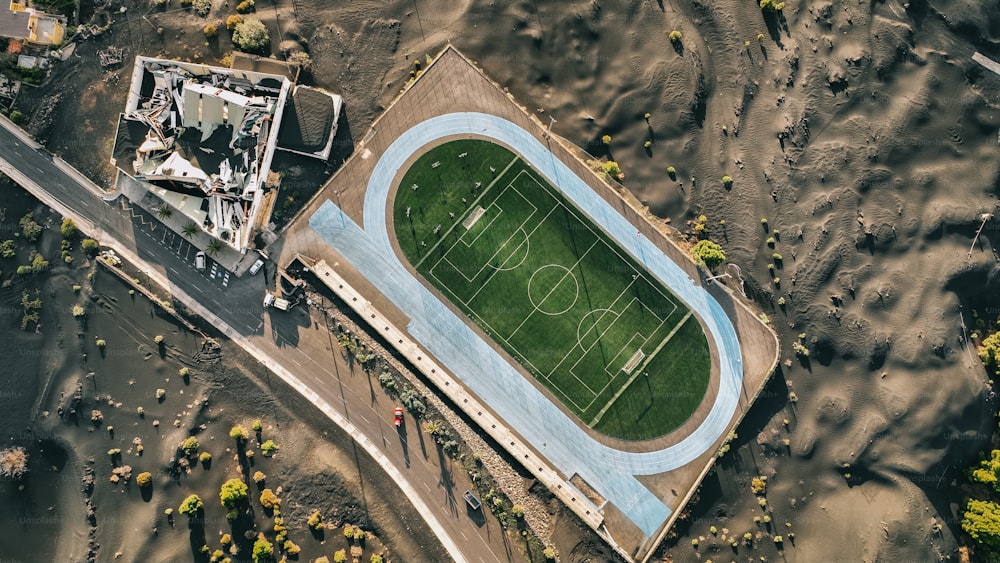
xmin=308 ymin=112 xmax=744 ymax=537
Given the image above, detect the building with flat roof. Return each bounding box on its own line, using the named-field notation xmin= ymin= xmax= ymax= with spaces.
xmin=0 ymin=1 xmax=64 ymax=46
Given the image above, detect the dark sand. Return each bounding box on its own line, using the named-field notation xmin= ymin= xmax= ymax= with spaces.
xmin=0 ymin=193 xmax=445 ymax=562
xmin=13 ymin=0 xmax=1000 ymax=560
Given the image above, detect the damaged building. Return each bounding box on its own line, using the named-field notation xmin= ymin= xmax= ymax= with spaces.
xmin=112 ymin=56 xmax=342 ymax=254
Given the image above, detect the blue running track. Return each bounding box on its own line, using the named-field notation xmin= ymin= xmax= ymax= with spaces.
xmin=309 ymin=112 xmax=743 ymax=537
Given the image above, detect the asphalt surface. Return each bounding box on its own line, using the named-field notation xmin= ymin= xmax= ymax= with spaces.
xmin=0 ymin=119 xmax=511 ymax=563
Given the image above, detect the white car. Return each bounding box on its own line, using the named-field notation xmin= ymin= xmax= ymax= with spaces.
xmin=195 ymin=251 xmax=206 ymax=271
xmin=249 ymin=258 xmax=265 ymax=275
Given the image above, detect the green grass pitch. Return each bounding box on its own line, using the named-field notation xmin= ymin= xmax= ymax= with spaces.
xmin=392 ymin=139 xmax=710 ymax=440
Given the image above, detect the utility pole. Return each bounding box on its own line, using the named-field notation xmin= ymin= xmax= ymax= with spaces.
xmin=968 ymin=212 xmax=993 ymax=258
xmin=544 ymin=115 xmax=556 ymax=139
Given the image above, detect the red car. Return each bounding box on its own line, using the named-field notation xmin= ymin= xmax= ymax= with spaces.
xmin=393 ymin=407 xmax=404 ymax=427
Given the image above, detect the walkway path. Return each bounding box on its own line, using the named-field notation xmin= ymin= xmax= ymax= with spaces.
xmin=308 ymin=112 xmax=745 ymax=538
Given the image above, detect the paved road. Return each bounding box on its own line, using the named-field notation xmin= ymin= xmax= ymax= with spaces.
xmin=0 ymin=117 xmax=509 ymax=563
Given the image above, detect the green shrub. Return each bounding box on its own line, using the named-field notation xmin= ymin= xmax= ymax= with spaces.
xmin=192 ymin=0 xmax=210 ymax=16
xmin=179 ymin=494 xmax=203 ymax=516
xmin=0 ymin=240 xmax=15 ymax=258
xmin=980 ymin=332 xmax=1000 ymax=375
xmin=180 ymin=436 xmax=199 ymax=456
xmin=307 ymin=510 xmax=323 ymax=529
xmin=15 ymin=265 xmax=30 ymax=275
xmin=220 ymin=478 xmax=248 ymax=508
xmin=252 ymin=538 xmax=273 ymax=563
xmin=31 ymin=253 xmax=48 ymax=272
xmin=232 ymin=17 xmax=269 ymax=52
xmin=691 ymin=240 xmax=726 ymax=270
xmin=261 ymin=440 xmax=279 ymax=456
xmin=259 ymin=488 xmax=280 ymax=509
xmin=60 ymin=218 xmax=76 ymax=238
xmin=81 ymin=238 xmax=99 ymax=254
xmin=18 ymin=213 xmax=42 ymax=242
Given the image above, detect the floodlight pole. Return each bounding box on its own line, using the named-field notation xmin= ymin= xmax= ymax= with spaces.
xmin=544 ymin=115 xmax=556 ymax=139
xmin=704 ymin=272 xmax=731 ymax=284
xmin=968 ymin=213 xmax=993 ymax=258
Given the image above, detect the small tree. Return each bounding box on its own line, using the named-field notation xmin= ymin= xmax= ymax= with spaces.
xmin=236 ymin=0 xmax=255 ymax=13
xmin=669 ymin=30 xmax=682 ymax=43
xmin=179 ymin=494 xmax=203 ymax=516
xmin=602 ymin=161 xmax=621 ymax=180
xmin=31 ymin=253 xmax=48 ymax=273
xmin=261 ymin=440 xmax=279 ymax=456
xmin=979 ymin=332 xmax=1000 ymax=376
xmin=203 ymin=23 xmax=218 ymax=38
xmin=232 ymin=18 xmax=270 ymax=53
xmin=307 ymin=510 xmax=323 ymax=529
xmin=722 ymin=175 xmax=733 ymax=187
xmin=81 ymin=238 xmax=99 ymax=255
xmin=60 ymin=218 xmax=77 ymax=238
xmin=192 ymin=0 xmax=211 ymax=16
xmin=220 ymin=478 xmax=249 ymax=508
xmin=253 ymin=470 xmax=266 ymax=484
xmin=180 ymin=437 xmax=199 ymax=456
xmin=333 ymin=549 xmax=347 ymax=563
xmin=963 ymin=499 xmax=1000 ymax=550
xmin=226 ymin=15 xmax=243 ymax=30
xmin=259 ymin=488 xmax=280 ymax=509
xmin=252 ymin=537 xmax=274 ymax=563
xmin=691 ymin=240 xmax=726 ymax=270
xmin=601 ymin=134 xmax=612 ymax=145
xmin=230 ymin=426 xmax=246 ymax=441
xmin=207 ymin=238 xmax=224 ymax=257
xmin=136 ymin=471 xmax=153 ymax=487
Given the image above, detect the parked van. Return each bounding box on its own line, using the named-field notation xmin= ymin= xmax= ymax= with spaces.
xmin=195 ymin=251 xmax=206 ymax=271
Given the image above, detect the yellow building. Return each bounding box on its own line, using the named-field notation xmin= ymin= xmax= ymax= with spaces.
xmin=2 ymin=1 xmax=65 ymax=46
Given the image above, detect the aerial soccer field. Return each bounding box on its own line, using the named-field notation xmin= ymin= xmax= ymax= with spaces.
xmin=393 ymin=140 xmax=710 ymax=440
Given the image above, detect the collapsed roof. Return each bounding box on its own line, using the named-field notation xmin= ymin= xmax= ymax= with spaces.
xmin=118 ymin=57 xmax=292 ymax=252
